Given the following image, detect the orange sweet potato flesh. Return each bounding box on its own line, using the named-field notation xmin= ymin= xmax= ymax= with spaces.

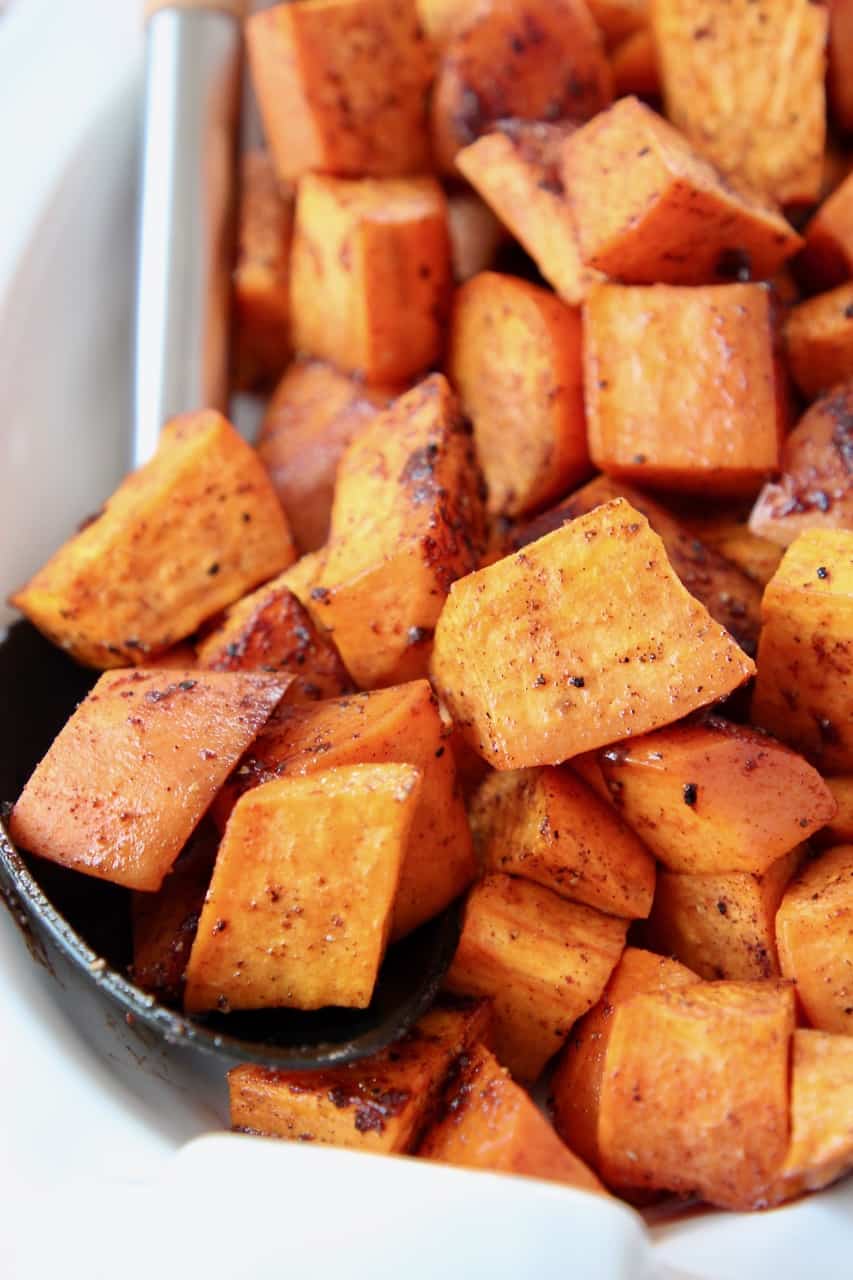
xmin=8 ymin=669 xmax=289 ymax=892
xmin=256 ymin=358 xmax=399 ymax=554
xmin=448 ymin=272 xmax=589 ymax=518
xmin=652 ymin=0 xmax=827 ymax=207
xmin=444 ymin=872 xmax=628 ymax=1081
xmin=584 ymin=283 xmax=785 ymax=498
xmin=749 ymin=386 xmax=853 ymax=548
xmin=289 ymin=175 xmax=452 ymax=385
xmin=679 ymin=514 xmax=783 ymax=588
xmin=431 ymin=499 xmax=756 ymax=770
xmin=561 ymin=96 xmax=802 ymax=286
xmin=784 ymin=284 xmax=853 ymax=401
xmin=597 ymin=980 xmax=796 ymax=1210
xmin=232 ymin=150 xmax=294 ymax=390
xmin=551 ymin=947 xmax=699 ymax=1178
xmin=10 ymin=412 xmax=296 ymax=669
xmin=246 ymin=0 xmax=433 ymax=182
xmin=768 ymin=1029 xmax=853 ymax=1205
xmin=215 ymin=682 xmax=475 ymax=942
xmin=776 ymin=844 xmax=853 ymax=1034
xmin=829 ymin=0 xmax=853 ymax=136
xmin=818 ymin=777 xmax=853 ymax=846
xmin=588 ymin=0 xmax=647 ymax=47
xmin=597 ymin=718 xmax=836 ymax=874
xmin=430 ymin=0 xmax=611 ymax=173
xmin=184 ymin=763 xmax=421 ymax=1013
xmin=419 ymin=1041 xmax=606 ymax=1194
xmin=800 ymin=171 xmax=853 ymax=292
xmin=645 ymin=846 xmax=804 ymax=981
xmin=228 ymin=998 xmax=492 ymax=1152
xmin=469 ymin=766 xmax=655 ymax=918
xmin=610 ymin=27 xmax=659 ymax=100
xmin=455 ymin=122 xmax=603 ymax=306
xmin=751 ymin=530 xmax=853 ymax=772
xmin=311 ymin=375 xmax=485 ymax=689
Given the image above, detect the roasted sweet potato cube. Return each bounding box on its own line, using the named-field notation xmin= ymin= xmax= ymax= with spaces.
xmin=588 ymin=0 xmax=647 ymax=46
xmin=646 ymin=846 xmax=804 ymax=981
xmin=829 ymin=0 xmax=853 ymax=136
xmin=652 ymin=0 xmax=827 ymax=207
xmin=448 ymin=272 xmax=588 ymax=518
xmin=311 ymin=375 xmax=485 ymax=688
xmin=232 ymin=151 xmax=294 ymax=389
xmin=278 ymin=551 xmax=326 ymax=611
xmin=800 ymin=171 xmax=853 ymax=292
xmin=597 ymin=980 xmax=796 ymax=1209
xmin=584 ymin=282 xmax=785 ymax=497
xmin=752 ymin=530 xmax=853 ymax=771
xmin=819 ymin=777 xmax=853 ymax=846
xmin=246 ymin=0 xmax=433 ymax=182
xmin=551 ymin=948 xmax=699 ymax=1176
xmin=444 ymin=873 xmax=627 ymax=1081
xmin=749 ymin=388 xmax=853 ymax=548
xmin=419 ymin=1041 xmax=605 ymax=1193
xmin=785 ymin=283 xmax=853 ymax=400
xmin=769 ymin=1030 xmax=853 ymax=1204
xmin=184 ymin=763 xmax=421 ymax=1013
xmin=216 ymin=681 xmax=476 ymax=941
xmin=455 ymin=122 xmax=603 ymax=306
xmin=195 ymin=573 xmax=352 ymax=704
xmin=228 ymin=998 xmax=492 ymax=1150
xmin=469 ymin=766 xmax=655 ymax=918
xmin=290 ymin=175 xmax=451 ymax=384
xmin=446 ymin=191 xmax=506 ymax=283
xmin=11 ymin=412 xmax=296 ymax=668
xmin=430 ymin=0 xmax=611 ymax=173
xmin=431 ymin=500 xmax=755 ymax=770
xmin=8 ymin=669 xmax=288 ymax=891
xmin=597 ymin=719 xmax=836 ymax=874
xmin=609 ymin=27 xmax=660 ymax=100
xmin=679 ymin=514 xmax=783 ymax=588
xmin=776 ymin=844 xmax=853 ymax=1033
xmin=256 ymin=359 xmax=399 ymax=553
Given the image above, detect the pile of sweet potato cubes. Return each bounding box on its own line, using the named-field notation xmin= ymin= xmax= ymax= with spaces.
xmin=9 ymin=0 xmax=853 ymax=1214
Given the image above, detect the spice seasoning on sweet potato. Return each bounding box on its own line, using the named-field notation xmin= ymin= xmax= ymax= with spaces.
xmin=232 ymin=150 xmax=294 ymax=390
xmin=775 ymin=844 xmax=853 ymax=1034
xmin=678 ymin=514 xmax=783 ymax=588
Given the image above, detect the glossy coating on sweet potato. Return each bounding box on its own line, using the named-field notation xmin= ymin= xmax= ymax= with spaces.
xmin=584 ymin=283 xmax=785 ymax=497
xmin=11 ymin=412 xmax=296 ymax=668
xmin=246 ymin=0 xmax=433 ymax=181
xmin=776 ymin=844 xmax=853 ymax=1034
xmin=8 ymin=668 xmax=289 ymax=891
xmin=561 ymin=97 xmax=802 ymax=286
xmin=768 ymin=1030 xmax=853 ymax=1204
xmin=598 ymin=980 xmax=796 ymax=1209
xmin=448 ymin=272 xmax=588 ymax=517
xmin=751 ymin=530 xmax=853 ymax=772
xmin=652 ymin=0 xmax=827 ymax=206
xmin=444 ymin=873 xmax=627 ymax=1081
xmin=784 ymin=283 xmax=853 ymax=401
xmin=800 ymin=170 xmax=853 ymax=292
xmin=232 ymin=150 xmax=294 ymax=389
xmin=470 ymin=766 xmax=655 ymax=918
xmin=597 ymin=719 xmax=836 ymax=874
xmin=419 ymin=1041 xmax=605 ymax=1193
xmin=431 ymin=500 xmax=756 ymax=770
xmin=228 ymin=998 xmax=492 ymax=1152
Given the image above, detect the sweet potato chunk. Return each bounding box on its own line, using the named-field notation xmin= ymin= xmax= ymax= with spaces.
xmin=232 ymin=151 xmax=294 ymax=389
xmin=195 ymin=573 xmax=352 ymax=704
xmin=419 ymin=1041 xmax=605 ymax=1193
xmin=584 ymin=283 xmax=785 ymax=497
xmin=652 ymin=0 xmax=827 ymax=207
xmin=246 ymin=0 xmax=433 ymax=182
xmin=679 ymin=514 xmax=783 ymax=588
xmin=448 ymin=272 xmax=588 ymax=518
xmin=769 ymin=1030 xmax=853 ymax=1204
xmin=256 ymin=359 xmax=399 ymax=553
xmin=444 ymin=873 xmax=627 ymax=1081
xmin=11 ymin=412 xmax=296 ymax=668
xmin=290 ymin=175 xmax=451 ymax=384
xmin=455 ymin=122 xmax=602 ymax=306
xmin=785 ymin=283 xmax=853 ymax=400
xmin=820 ymin=777 xmax=853 ymax=846
xmin=184 ymin=764 xmax=421 ymax=1012
xmin=776 ymin=845 xmax=853 ymax=1034
xmin=587 ymin=0 xmax=646 ymax=46
xmin=415 ymin=0 xmax=469 ymax=45
xmin=278 ymin=551 xmax=327 ymax=611
xmin=800 ymin=171 xmax=853 ymax=292
xmin=8 ymin=669 xmax=288 ymax=891
xmin=561 ymin=97 xmax=802 ymax=286
xmin=646 ymin=846 xmax=804 ymax=981
xmin=597 ymin=719 xmax=836 ymax=874
xmin=431 ymin=500 xmax=756 ymax=770
xmin=469 ymin=767 xmax=655 ymax=918
xmin=829 ymin=0 xmax=853 ymax=136
xmin=597 ymin=980 xmax=796 ymax=1209
xmin=749 ymin=387 xmax=853 ymax=548
xmin=216 ymin=682 xmax=475 ymax=941
xmin=311 ymin=375 xmax=485 ymax=688
xmin=431 ymin=0 xmax=611 ymax=173
xmin=751 ymin=530 xmax=853 ymax=772
xmin=609 ymin=27 xmax=659 ymax=100
xmin=228 ymin=998 xmax=492 ymax=1151
xmin=447 ymin=191 xmax=506 ymax=283
xmin=551 ymin=948 xmax=699 ymax=1176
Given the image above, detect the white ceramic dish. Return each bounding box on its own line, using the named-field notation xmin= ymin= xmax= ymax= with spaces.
xmin=0 ymin=4 xmax=849 ymax=1276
